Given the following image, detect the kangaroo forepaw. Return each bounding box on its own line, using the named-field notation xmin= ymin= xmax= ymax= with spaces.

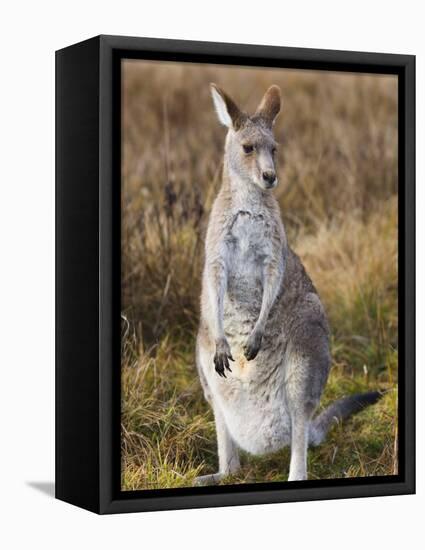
xmin=214 ymin=338 xmax=234 ymax=378
xmin=244 ymin=330 xmax=263 ymax=361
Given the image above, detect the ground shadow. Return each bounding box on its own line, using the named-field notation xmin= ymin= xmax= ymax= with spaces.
xmin=26 ymin=481 xmax=55 ymax=498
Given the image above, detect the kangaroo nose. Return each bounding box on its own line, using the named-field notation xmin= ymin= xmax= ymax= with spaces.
xmin=262 ymin=171 xmax=276 ymax=186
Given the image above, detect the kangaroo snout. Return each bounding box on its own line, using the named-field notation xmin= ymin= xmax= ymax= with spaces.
xmin=262 ymin=170 xmax=276 ymax=188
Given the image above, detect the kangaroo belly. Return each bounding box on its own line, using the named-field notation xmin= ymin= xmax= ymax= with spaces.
xmin=218 ymin=377 xmax=291 ymax=455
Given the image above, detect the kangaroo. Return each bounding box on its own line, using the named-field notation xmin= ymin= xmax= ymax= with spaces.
xmin=195 ymin=83 xmax=381 ymax=484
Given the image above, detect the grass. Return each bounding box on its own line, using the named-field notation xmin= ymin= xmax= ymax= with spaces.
xmin=121 ymin=61 xmax=398 ymax=490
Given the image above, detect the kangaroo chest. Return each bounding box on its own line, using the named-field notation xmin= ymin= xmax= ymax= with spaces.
xmin=225 ymin=209 xmax=273 ymax=296
xmin=227 ymin=209 xmax=273 ymax=262
xmin=222 ymin=210 xmax=270 ymax=339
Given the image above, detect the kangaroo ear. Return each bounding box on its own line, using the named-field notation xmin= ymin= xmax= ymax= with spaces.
xmin=255 ymin=85 xmax=282 ymax=127
xmin=210 ymin=83 xmax=246 ymax=130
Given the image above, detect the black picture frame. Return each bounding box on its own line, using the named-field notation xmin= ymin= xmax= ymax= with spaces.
xmin=56 ymin=34 xmax=415 ymax=514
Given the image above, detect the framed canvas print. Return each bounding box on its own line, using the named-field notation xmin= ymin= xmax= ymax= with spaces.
xmin=56 ymin=35 xmax=415 ymax=514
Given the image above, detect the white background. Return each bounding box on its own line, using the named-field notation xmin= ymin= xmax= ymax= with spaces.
xmin=0 ymin=1 xmax=422 ymax=548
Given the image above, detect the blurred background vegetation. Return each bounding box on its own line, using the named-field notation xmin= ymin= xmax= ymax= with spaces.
xmin=121 ymin=60 xmax=398 ymax=490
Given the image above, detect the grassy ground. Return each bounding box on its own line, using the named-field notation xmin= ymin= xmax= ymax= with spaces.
xmin=121 ymin=61 xmax=398 ymax=490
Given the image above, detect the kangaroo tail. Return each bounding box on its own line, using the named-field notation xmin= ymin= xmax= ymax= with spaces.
xmin=309 ymin=391 xmax=383 ymax=446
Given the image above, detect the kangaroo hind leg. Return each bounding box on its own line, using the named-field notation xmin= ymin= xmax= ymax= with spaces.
xmin=288 ymin=413 xmax=310 ymax=481
xmin=195 ymin=405 xmax=240 ymax=486
xmin=286 ymin=337 xmax=330 ymax=481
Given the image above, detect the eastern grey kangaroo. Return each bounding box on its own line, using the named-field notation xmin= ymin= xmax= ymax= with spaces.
xmin=195 ymin=83 xmax=381 ymax=484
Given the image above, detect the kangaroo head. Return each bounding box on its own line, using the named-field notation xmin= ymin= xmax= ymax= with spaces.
xmin=210 ymin=83 xmax=281 ymax=191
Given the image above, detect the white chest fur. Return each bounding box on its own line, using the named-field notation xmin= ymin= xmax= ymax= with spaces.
xmin=224 ymin=209 xmax=272 ymax=305
xmin=227 ymin=209 xmax=272 ymax=262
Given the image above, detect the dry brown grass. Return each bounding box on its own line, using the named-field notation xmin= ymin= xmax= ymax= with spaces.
xmin=121 ymin=60 xmax=398 ymax=490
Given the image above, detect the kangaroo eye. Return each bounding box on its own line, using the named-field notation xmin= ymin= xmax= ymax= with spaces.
xmin=243 ymin=144 xmax=254 ymax=154
xmin=272 ymin=147 xmax=277 ymax=155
